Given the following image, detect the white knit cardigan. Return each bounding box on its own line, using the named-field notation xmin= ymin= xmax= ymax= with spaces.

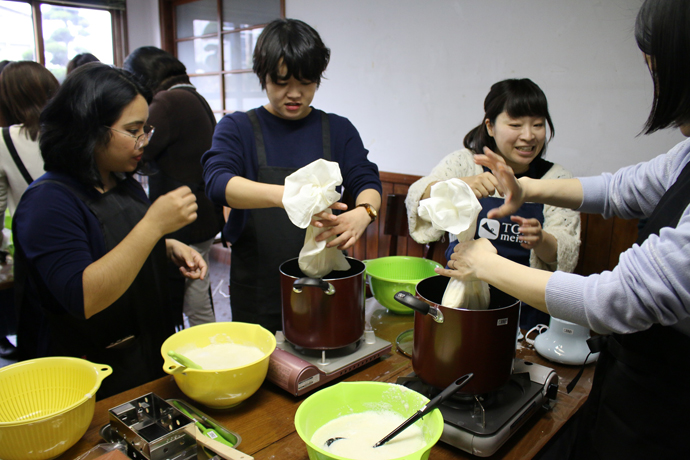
xmin=405 ymin=148 xmax=581 ymax=273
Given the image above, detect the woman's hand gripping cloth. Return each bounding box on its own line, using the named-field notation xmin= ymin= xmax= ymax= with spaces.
xmin=282 ymin=159 xmax=351 ymax=278
xmin=418 ymin=178 xmax=490 ymax=309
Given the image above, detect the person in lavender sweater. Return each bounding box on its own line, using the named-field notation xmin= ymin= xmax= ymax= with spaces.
xmin=438 ymin=0 xmax=690 ymax=458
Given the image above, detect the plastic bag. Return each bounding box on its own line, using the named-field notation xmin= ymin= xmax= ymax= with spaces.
xmin=418 ymin=179 xmax=490 ymax=310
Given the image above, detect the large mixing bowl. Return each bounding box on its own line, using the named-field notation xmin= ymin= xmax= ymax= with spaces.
xmin=364 ymin=256 xmax=442 ymax=314
xmin=295 ymin=381 xmax=444 ymax=460
xmin=0 ymin=357 xmax=112 ymax=460
xmin=161 ymin=322 xmax=276 ymax=409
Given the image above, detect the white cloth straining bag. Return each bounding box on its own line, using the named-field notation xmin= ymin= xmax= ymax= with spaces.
xmin=282 ymin=159 xmax=351 ymax=278
xmin=418 ymin=178 xmax=490 ymax=310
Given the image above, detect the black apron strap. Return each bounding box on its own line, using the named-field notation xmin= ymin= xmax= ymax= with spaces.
xmin=246 ymin=109 xmax=267 ymax=168
xmin=2 ymin=127 xmax=34 ymax=184
xmin=247 ymin=109 xmax=331 ymax=166
xmin=321 ymin=111 xmax=331 ymax=161
xmin=636 ymin=159 xmax=690 ymax=244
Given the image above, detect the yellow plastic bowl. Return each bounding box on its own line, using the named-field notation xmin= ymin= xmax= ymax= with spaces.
xmin=295 ymin=381 xmax=444 ymax=460
xmin=161 ymin=322 xmax=276 ymax=409
xmin=0 ymin=357 xmax=112 ymax=460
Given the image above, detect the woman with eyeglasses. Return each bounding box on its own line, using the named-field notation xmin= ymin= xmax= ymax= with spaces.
xmin=12 ymin=63 xmax=207 ymax=398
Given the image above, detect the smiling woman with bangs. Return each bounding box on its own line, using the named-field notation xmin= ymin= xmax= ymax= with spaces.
xmin=406 ymin=78 xmax=581 ymax=329
xmin=202 ymin=18 xmax=382 ymax=334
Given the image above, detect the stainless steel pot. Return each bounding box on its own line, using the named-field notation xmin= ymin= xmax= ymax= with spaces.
xmin=395 ymin=275 xmax=519 ymax=394
xmin=279 ymin=257 xmax=366 ymax=350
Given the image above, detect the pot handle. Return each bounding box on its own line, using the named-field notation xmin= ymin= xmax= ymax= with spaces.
xmin=293 ymin=277 xmax=336 ymax=295
xmin=394 ymin=291 xmax=444 ymax=323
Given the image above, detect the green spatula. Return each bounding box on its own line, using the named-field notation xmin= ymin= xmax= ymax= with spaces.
xmin=167 ymin=350 xmax=202 ymax=369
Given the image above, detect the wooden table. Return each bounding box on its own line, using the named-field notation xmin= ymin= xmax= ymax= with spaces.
xmin=58 ymin=308 xmax=594 ymax=460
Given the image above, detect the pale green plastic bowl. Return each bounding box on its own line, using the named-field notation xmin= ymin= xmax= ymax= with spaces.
xmin=364 ymin=257 xmax=442 ymax=314
xmin=294 ymin=381 xmax=444 ymax=460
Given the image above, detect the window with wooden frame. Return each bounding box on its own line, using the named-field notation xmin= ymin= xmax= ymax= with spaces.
xmin=159 ymin=0 xmax=284 ymax=119
xmin=0 ymin=0 xmax=127 ymax=81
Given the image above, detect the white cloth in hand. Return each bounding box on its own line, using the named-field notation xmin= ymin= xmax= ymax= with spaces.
xmin=418 ymin=178 xmax=490 ymax=309
xmin=282 ymin=159 xmax=351 ymax=278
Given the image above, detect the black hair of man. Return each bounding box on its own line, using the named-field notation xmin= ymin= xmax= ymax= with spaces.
xmin=252 ymin=18 xmax=330 ymax=89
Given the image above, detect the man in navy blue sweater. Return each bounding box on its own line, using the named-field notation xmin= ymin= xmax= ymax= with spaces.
xmin=202 ymin=18 xmax=381 ymax=334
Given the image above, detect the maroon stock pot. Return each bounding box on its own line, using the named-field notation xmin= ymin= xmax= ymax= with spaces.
xmin=395 ymin=275 xmax=520 ymax=395
xmin=279 ymin=257 xmax=365 ymax=350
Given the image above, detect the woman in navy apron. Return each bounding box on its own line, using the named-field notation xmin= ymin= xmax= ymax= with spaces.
xmin=406 ymin=79 xmax=580 ymax=329
xmin=441 ymin=1 xmax=690 ymax=457
xmin=202 ymin=19 xmax=381 ymax=334
xmin=13 ymin=64 xmax=207 ymax=398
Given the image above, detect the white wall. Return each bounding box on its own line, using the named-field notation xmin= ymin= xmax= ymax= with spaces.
xmin=126 ymin=0 xmax=160 ymax=50
xmin=128 ymin=0 xmax=685 ymax=177
xmin=286 ymin=0 xmax=684 ymax=177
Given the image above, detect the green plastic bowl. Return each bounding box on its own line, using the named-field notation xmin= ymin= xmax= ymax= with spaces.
xmin=294 ymin=381 xmax=444 ymax=460
xmin=364 ymin=256 xmax=442 ymax=314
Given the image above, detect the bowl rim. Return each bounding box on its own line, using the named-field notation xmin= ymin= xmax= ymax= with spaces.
xmin=161 ymin=322 xmax=277 ymax=374
xmin=364 ymin=256 xmax=442 ymax=282
xmin=0 ymin=357 xmax=105 ymax=427
xmin=294 ymin=381 xmax=443 ymax=460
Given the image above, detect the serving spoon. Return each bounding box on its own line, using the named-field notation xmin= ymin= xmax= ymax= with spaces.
xmin=325 ymin=373 xmax=473 ymax=449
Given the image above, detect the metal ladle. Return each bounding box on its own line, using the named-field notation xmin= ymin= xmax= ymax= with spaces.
xmin=325 ymin=373 xmax=474 ymax=449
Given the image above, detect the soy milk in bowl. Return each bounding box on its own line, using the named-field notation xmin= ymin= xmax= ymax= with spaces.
xmin=295 ymin=382 xmax=444 ymax=460
xmin=312 ymin=410 xmax=425 ymax=460
xmin=184 ymin=342 xmax=265 ymax=370
xmin=161 ymin=322 xmax=276 ymax=409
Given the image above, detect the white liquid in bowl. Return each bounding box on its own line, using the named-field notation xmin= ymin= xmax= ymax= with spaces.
xmin=183 ymin=343 xmax=265 ymax=370
xmin=311 ymin=410 xmax=425 ymax=460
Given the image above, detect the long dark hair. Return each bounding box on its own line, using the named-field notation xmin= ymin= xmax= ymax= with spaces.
xmin=123 ymin=46 xmax=189 ymax=95
xmin=0 ymin=61 xmax=59 ymax=140
xmin=463 ymin=78 xmax=555 ymax=158
xmin=253 ymin=18 xmax=331 ymax=89
xmin=66 ymin=53 xmax=100 ymax=75
xmin=40 ymin=63 xmax=150 ymax=188
xmin=635 ymin=0 xmax=690 ymax=134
